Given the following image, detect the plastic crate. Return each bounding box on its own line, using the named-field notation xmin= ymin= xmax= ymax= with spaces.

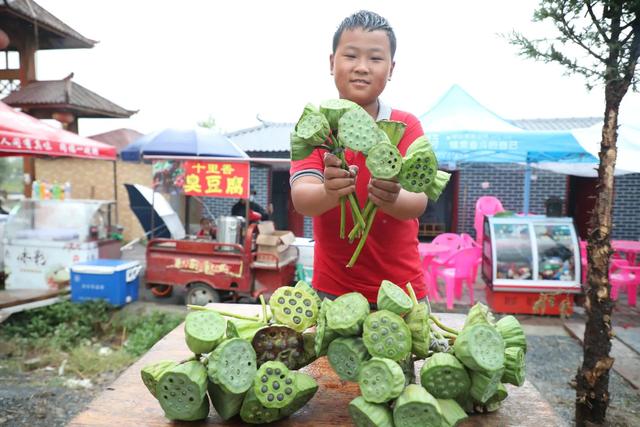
xmin=485 ymin=287 xmax=574 ymax=315
xmin=71 ymin=259 xmax=141 ymax=306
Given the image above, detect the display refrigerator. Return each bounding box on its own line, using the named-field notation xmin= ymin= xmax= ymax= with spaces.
xmin=481 ymin=215 xmax=582 ymax=315
xmin=2 ymin=199 xmax=121 ymax=290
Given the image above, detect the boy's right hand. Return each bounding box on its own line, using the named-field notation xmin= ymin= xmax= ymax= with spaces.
xmin=323 ymin=152 xmax=357 ymax=199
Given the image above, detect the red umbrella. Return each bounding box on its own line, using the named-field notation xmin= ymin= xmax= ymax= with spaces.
xmin=0 ymin=101 xmax=116 ymax=160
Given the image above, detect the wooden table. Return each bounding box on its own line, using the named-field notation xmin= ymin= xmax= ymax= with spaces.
xmin=69 ymin=304 xmax=563 ymax=427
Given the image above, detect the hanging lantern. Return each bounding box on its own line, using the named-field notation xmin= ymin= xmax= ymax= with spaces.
xmin=52 ymin=111 xmax=75 ymax=124
xmin=0 ymin=29 xmax=9 ymax=50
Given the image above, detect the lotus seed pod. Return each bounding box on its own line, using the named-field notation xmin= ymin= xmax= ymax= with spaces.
xmin=157 ymin=361 xmax=209 ymax=421
xmin=327 ymin=337 xmax=370 ymax=381
xmin=338 ymin=106 xmax=379 ymax=154
xmin=294 ymin=280 xmax=322 ymax=310
xmin=366 ymin=143 xmax=403 ymax=179
xmin=269 ymin=286 xmax=319 ymax=332
xmin=469 ymin=368 xmax=504 ymax=404
xmin=393 ymin=384 xmax=443 ymax=427
xmin=207 ymin=338 xmax=257 ymax=394
xmin=495 ymin=315 xmax=527 ymax=353
xmin=314 ymin=298 xmax=338 ymax=356
xmin=184 ymin=310 xmax=226 ymax=354
xmin=357 ymin=357 xmax=405 ymax=403
xmin=253 ymin=361 xmax=298 ymax=409
xmin=453 ymin=323 xmax=505 ymax=373
xmin=326 ymin=292 xmax=370 ymax=337
xmin=362 ymin=310 xmax=412 ymax=361
xmin=484 ymin=383 xmax=508 ymax=412
xmin=424 ymin=170 xmax=451 ymax=202
xmin=376 ymin=280 xmax=413 ymax=315
xmin=207 ymin=381 xmax=245 ymax=421
xmin=463 ymin=302 xmax=496 ymax=329
xmin=141 ymin=360 xmax=177 ymax=398
xmin=501 ymin=346 xmax=526 ymax=386
xmin=279 ymin=372 xmax=319 ymax=417
xmin=348 ymin=396 xmax=394 ymax=427
xmin=240 ymin=387 xmax=281 ymax=424
xmin=251 ymin=325 xmax=305 ymax=369
xmin=292 ymin=103 xmax=330 ymax=146
xmin=420 ymin=352 xmax=470 ymax=399
xmin=437 ymin=398 xmax=469 ymax=426
xmin=398 ymin=148 xmax=438 ymax=193
xmin=377 ymin=119 xmax=407 ymax=147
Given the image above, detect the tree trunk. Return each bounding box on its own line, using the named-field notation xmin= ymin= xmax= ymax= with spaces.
xmin=574 ymin=81 xmax=625 ymax=425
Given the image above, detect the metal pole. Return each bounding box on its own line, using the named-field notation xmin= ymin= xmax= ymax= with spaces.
xmin=523 ymin=160 xmax=532 ymax=215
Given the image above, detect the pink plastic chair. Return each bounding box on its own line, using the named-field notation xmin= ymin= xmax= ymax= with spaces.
xmin=432 ymin=233 xmax=462 ymax=249
xmin=474 ymin=196 xmax=505 ymax=245
xmin=434 ymin=247 xmax=482 ymax=309
xmin=579 ymin=240 xmax=588 ymax=284
xmin=609 ymin=265 xmax=640 ymax=306
xmin=460 ymin=233 xmax=479 ymax=248
xmin=429 ymin=233 xmax=463 ymax=287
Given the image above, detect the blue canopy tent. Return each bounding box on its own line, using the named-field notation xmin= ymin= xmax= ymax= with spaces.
xmin=120 ymin=128 xmax=249 ymax=161
xmin=420 ymin=85 xmax=597 ymax=214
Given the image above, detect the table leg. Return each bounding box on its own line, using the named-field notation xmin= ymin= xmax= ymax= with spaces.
xmin=422 ymin=255 xmax=441 ymax=302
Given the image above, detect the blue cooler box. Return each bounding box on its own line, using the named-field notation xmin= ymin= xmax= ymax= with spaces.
xmin=71 ymin=259 xmax=141 ymax=306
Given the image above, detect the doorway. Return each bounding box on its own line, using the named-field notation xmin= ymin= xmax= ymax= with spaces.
xmin=567 ymin=176 xmax=598 ymax=240
xmin=418 ymin=171 xmax=458 ymax=240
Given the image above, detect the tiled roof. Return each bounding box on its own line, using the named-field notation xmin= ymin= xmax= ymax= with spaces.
xmin=3 ymin=75 xmax=136 ymax=118
xmin=225 ymin=120 xmax=293 ymax=154
xmin=89 ymin=128 xmax=143 ymax=154
xmin=0 ymin=0 xmax=96 ymax=49
xmin=508 ymin=117 xmax=601 ymax=131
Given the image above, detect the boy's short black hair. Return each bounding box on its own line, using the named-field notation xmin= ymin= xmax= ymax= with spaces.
xmin=333 ymin=10 xmax=396 ymax=58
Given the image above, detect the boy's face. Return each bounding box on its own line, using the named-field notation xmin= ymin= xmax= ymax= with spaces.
xmin=330 ymin=28 xmax=395 ymax=114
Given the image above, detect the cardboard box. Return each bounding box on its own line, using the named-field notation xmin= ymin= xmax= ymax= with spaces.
xmin=256 ymin=221 xmax=296 ymax=263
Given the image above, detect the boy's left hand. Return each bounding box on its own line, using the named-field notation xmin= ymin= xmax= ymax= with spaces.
xmin=368 ymin=178 xmax=401 ymax=208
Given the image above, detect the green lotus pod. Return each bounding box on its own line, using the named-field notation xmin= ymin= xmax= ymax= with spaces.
xmin=314 ymin=298 xmax=338 ymax=356
xmin=377 ymin=120 xmax=407 ymax=147
xmin=294 ymin=280 xmax=322 ymax=310
xmin=469 ymin=368 xmax=504 ymax=404
xmin=495 ymin=315 xmax=527 ymax=353
xmin=207 ymin=382 xmax=245 ymax=421
xmin=296 ymin=331 xmax=317 ymax=369
xmin=420 ymin=353 xmax=471 ymax=399
xmin=463 ymin=302 xmax=496 ymax=329
xmin=157 ymin=361 xmax=209 ymax=421
xmin=436 ymin=399 xmax=469 ymax=426
xmin=240 ymin=387 xmax=281 ymax=424
xmin=357 ymin=357 xmax=405 ymax=403
xmin=279 ymin=372 xmax=319 ymax=417
xmin=362 ymin=310 xmax=412 ymax=361
xmin=366 ymin=142 xmax=403 ymax=179
xmin=393 ymin=384 xmax=443 ymax=427
xmin=424 ymin=170 xmax=452 ymax=202
xmin=290 ymin=132 xmax=316 ymax=161
xmin=376 ymin=280 xmax=413 ymax=316
xmin=293 ymin=103 xmax=331 ymax=146
xmin=338 ymin=106 xmax=380 ymax=154
xmin=398 ymin=148 xmax=439 ymax=193
xmin=326 ymin=292 xmax=370 ymax=337
xmin=207 ymin=338 xmax=257 ymax=394
xmin=141 ymin=360 xmax=177 ymax=398
xmin=184 ymin=310 xmax=226 ymax=355
xmin=406 ymin=135 xmax=432 ymax=156
xmin=348 ymin=396 xmax=394 ymax=427
xmin=327 ymin=337 xmax=370 ymax=381
xmin=454 ymin=323 xmax=504 ymax=373
xmin=251 ymin=325 xmax=305 ymax=369
xmin=398 ymin=355 xmax=416 ymax=386
xmin=253 ymin=361 xmax=298 ymax=409
xmin=319 ymin=98 xmax=359 ymax=130
xmin=502 ymin=346 xmax=526 ymax=386
xmin=484 ymin=383 xmax=508 ymax=412
xmin=225 ymin=318 xmax=265 ymax=342
xmin=404 ymin=282 xmax=431 ymax=358
xmin=269 ymin=286 xmax=319 ymax=332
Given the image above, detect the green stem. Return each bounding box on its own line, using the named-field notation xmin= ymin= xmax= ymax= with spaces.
xmin=186 ymin=305 xmax=261 ymax=321
xmin=406 ymin=282 xmax=419 ymax=306
xmin=260 ymin=294 xmax=268 ymax=324
xmin=330 ymin=136 xmax=366 ymax=231
xmin=178 ymin=355 xmax=197 ymax=365
xmin=348 ymin=199 xmax=375 ymax=240
xmin=347 ymin=206 xmax=377 ymax=268
xmin=340 ymin=197 xmax=346 ymax=239
xmin=429 ymin=314 xmax=460 ymax=335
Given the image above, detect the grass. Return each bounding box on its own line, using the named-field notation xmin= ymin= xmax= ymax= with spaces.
xmin=0 ymin=300 xmax=185 ymax=378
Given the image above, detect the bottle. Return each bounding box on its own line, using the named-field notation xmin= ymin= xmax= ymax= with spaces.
xmin=52 ymin=182 xmax=61 ymax=200
xmin=32 ymin=180 xmax=40 ymax=199
xmin=64 ymin=182 xmax=72 ymax=200
xmin=40 ymin=180 xmax=47 ymax=199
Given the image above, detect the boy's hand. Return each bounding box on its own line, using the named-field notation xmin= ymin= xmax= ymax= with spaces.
xmin=323 ymin=152 xmax=357 ymax=199
xmin=368 ymin=178 xmax=401 ymax=208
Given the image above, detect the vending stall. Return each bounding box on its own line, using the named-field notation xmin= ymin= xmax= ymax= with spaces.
xmin=482 ymin=215 xmax=582 ymax=315
xmin=3 ymin=199 xmax=120 ymax=290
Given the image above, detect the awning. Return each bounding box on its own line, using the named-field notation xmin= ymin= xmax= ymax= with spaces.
xmin=0 ymin=101 xmax=116 ymax=160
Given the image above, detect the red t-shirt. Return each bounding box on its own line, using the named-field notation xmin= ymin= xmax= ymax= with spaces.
xmin=290 ymin=109 xmax=427 ymax=302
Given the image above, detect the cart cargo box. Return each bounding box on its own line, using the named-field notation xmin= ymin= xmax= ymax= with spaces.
xmin=256 ymin=221 xmax=296 ymax=262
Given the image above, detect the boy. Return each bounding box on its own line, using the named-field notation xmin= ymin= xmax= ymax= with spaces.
xmin=289 ymin=10 xmax=429 ymax=303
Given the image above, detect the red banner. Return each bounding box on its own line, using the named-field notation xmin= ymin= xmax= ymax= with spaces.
xmin=182 ymin=160 xmax=250 ymax=199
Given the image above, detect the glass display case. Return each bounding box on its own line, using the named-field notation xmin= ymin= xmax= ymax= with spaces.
xmin=482 ymin=215 xmax=582 ymax=294
xmin=2 ymin=199 xmax=119 ymax=290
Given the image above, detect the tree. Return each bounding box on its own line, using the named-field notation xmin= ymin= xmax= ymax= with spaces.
xmin=197 ymin=115 xmax=217 ymax=130
xmin=510 ymin=1 xmax=639 ymax=425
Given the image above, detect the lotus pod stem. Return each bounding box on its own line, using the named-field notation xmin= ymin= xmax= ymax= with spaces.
xmin=187 ymin=304 xmax=262 ymax=321
xmin=429 ymin=314 xmax=460 ymax=335
xmin=420 ymin=352 xmax=471 ymax=399
xmin=393 ymin=384 xmax=443 ymax=427
xmin=495 ymin=315 xmax=527 ymax=353
xmin=346 ymin=206 xmax=377 ymax=268
xmin=469 ymin=368 xmax=505 ymax=404
xmin=207 ymin=382 xmax=244 ymax=421
xmin=484 ymin=383 xmax=508 ymax=412
xmin=357 ymin=357 xmax=405 ymax=403
xmin=405 ymin=283 xmax=431 ymax=358
xmin=436 ymin=399 xmax=469 ymax=426
xmin=348 ymin=396 xmax=394 ymax=427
